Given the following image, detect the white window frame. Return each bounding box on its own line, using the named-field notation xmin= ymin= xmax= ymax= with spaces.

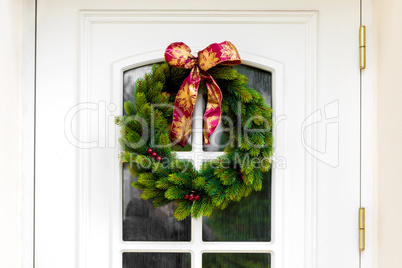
xmin=109 ymin=52 xmax=284 ymax=268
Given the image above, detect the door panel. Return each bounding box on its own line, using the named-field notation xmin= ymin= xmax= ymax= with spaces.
xmin=36 ymin=2 xmax=360 ymax=268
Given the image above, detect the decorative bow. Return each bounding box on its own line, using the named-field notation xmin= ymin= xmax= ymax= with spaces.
xmin=165 ymin=41 xmax=241 ymax=146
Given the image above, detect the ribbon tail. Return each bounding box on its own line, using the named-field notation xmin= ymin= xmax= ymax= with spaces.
xmin=203 ymin=75 xmax=223 ymax=145
xmin=171 ymin=67 xmax=201 ymax=146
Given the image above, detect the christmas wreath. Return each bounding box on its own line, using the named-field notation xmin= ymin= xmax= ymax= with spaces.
xmin=116 ymin=41 xmax=274 ymax=220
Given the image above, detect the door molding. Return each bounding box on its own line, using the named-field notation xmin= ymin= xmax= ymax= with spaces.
xmin=79 ymin=10 xmax=318 ymax=268
xmin=21 ymin=0 xmax=36 ymax=267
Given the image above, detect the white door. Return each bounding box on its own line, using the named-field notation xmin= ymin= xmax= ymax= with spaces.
xmin=36 ymin=1 xmax=362 ymax=268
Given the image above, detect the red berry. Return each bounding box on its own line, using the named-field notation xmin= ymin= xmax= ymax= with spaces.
xmin=194 ymin=195 xmax=200 ymax=201
xmin=151 ymin=152 xmax=157 ymax=157
xmin=156 ymin=156 xmax=162 ymax=161
xmin=147 ymin=148 xmax=153 ymax=154
xmin=184 ymin=194 xmax=189 ymax=200
xmin=189 ymin=195 xmax=194 ymax=201
xmin=240 ymin=174 xmax=245 ymax=180
xmin=166 ymin=93 xmax=171 ymax=97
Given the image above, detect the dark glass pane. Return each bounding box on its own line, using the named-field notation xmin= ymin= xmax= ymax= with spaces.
xmin=202 ymin=253 xmax=270 ymax=268
xmin=124 ymin=65 xmax=192 ymax=152
xmin=122 ymin=164 xmax=191 ymax=241
xmin=203 ymin=172 xmax=271 ymax=241
xmin=123 ymin=252 xmax=191 ymax=268
xmin=203 ymin=65 xmax=272 ymax=241
xmin=123 ymin=65 xmax=153 ymax=112
xmin=123 ymin=65 xmax=191 ymax=241
xmin=204 ymin=65 xmax=272 ymax=152
xmin=234 ymin=65 xmax=272 ymax=105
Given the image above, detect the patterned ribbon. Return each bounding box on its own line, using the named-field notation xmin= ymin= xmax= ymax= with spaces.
xmin=165 ymin=41 xmax=241 ymax=146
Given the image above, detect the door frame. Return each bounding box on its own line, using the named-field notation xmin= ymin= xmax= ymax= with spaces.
xmin=21 ymin=0 xmax=36 ymax=267
xmin=360 ymin=0 xmax=376 ymax=266
xmin=21 ymin=1 xmax=377 ymax=267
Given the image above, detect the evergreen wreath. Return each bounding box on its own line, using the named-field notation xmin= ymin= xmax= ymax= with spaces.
xmin=116 ymin=44 xmax=274 ymax=221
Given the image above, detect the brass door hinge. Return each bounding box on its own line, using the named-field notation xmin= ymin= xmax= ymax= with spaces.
xmin=360 ymin=26 xmax=366 ymax=69
xmin=359 ymin=207 xmax=365 ymax=251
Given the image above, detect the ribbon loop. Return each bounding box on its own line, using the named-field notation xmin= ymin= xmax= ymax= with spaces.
xmin=165 ymin=42 xmax=196 ymax=69
xmin=165 ymin=41 xmax=241 ymax=146
xmin=197 ymin=41 xmax=241 ymax=72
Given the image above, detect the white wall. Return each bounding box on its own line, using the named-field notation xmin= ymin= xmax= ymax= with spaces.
xmin=0 ymin=0 xmax=23 ymax=267
xmin=375 ymin=0 xmax=402 ymax=267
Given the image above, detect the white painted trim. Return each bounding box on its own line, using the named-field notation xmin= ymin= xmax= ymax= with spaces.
xmin=80 ymin=10 xmax=319 ymax=24
xmin=361 ymin=0 xmax=376 ymax=267
xmin=303 ymin=12 xmax=318 ymax=268
xmin=21 ymin=0 xmax=35 ymax=267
